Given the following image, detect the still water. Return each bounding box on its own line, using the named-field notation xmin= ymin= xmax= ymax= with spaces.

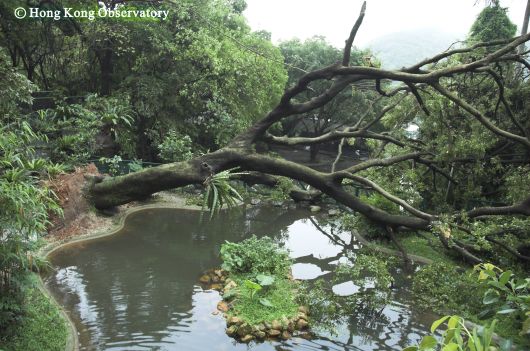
xmin=45 ymin=206 xmax=437 ymax=350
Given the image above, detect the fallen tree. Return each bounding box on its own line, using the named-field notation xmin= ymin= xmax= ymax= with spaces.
xmin=87 ymin=2 xmax=530 ymax=264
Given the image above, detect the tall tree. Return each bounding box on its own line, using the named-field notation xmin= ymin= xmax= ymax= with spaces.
xmin=86 ymin=3 xmax=530 ymax=264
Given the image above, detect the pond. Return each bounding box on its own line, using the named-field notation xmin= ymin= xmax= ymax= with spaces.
xmin=45 ymin=206 xmax=438 ymax=351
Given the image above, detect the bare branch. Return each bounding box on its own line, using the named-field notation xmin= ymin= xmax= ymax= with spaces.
xmin=342 ymin=1 xmax=366 ymax=66
xmin=342 ymin=174 xmax=436 ymax=221
xmin=337 ymin=151 xmax=425 ymax=174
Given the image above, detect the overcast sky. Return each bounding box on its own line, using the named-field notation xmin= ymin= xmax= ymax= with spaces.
xmin=244 ymin=0 xmax=527 ymax=48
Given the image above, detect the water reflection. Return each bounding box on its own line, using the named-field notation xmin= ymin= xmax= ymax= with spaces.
xmin=45 ymin=206 xmax=437 ymax=350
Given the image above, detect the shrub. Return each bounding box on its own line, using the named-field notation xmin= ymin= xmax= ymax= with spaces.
xmin=220 ymin=236 xmax=292 ymax=278
xmin=157 ymin=131 xmax=193 ymax=162
xmin=412 ymin=262 xmax=482 ymax=315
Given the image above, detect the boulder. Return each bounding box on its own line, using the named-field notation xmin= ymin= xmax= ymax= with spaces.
xmin=267 ymin=329 xmax=281 ymax=337
xmin=226 ymin=325 xmax=237 ymax=336
xmin=217 ymin=301 xmax=229 ymax=312
xmin=281 ymin=331 xmax=292 ymax=340
xmin=237 ymin=323 xmax=252 ymax=337
xmin=199 ymin=274 xmax=211 ymax=284
xmin=241 ymin=334 xmax=254 ymax=343
xmin=296 ymin=319 xmax=309 ymax=329
xmin=309 ymin=205 xmax=321 ymax=213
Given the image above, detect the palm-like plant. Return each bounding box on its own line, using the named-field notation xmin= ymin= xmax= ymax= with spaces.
xmin=201 ymin=168 xmax=247 ymax=220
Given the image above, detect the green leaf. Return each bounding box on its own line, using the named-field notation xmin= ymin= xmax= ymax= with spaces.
xmin=419 ymin=335 xmax=437 ymax=350
xmin=498 ymin=271 xmax=512 ymax=286
xmin=447 ymin=315 xmax=460 ymax=329
xmin=477 ymin=309 xmax=496 ymax=320
xmin=256 ymin=274 xmax=275 ymax=286
xmin=243 ymin=280 xmax=262 ymax=292
xmin=442 ymin=343 xmax=459 ymax=351
xmin=431 ymin=315 xmax=450 ymax=333
xmin=259 ymin=298 xmax=274 ymax=307
xmin=482 ymin=289 xmax=500 ymax=305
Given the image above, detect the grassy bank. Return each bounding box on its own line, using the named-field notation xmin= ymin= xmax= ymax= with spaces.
xmin=0 ymin=276 xmax=68 ymax=351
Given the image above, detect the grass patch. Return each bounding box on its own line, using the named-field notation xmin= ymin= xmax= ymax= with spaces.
xmin=1 ymin=277 xmax=68 ymax=351
xmin=397 ymin=233 xmax=458 ymax=264
xmin=228 ymin=275 xmax=299 ymax=325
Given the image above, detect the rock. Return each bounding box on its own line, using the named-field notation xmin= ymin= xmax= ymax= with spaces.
xmin=223 ymin=280 xmax=237 ymax=293
xmin=256 ymin=331 xmax=266 ymax=339
xmin=309 ymin=205 xmax=321 ymax=213
xmin=237 ymin=323 xmax=252 ymax=337
xmin=271 ymin=320 xmax=282 ymax=331
xmin=227 ymin=316 xmax=242 ymax=326
xmin=217 ymin=301 xmax=229 ymax=312
xmin=328 ymin=209 xmax=340 ymax=216
xmin=296 ymin=319 xmax=309 ymax=329
xmin=214 ymin=269 xmax=223 ymax=277
xmin=241 ymin=334 xmax=254 ymax=343
xmin=281 ymin=331 xmax=292 ymax=340
xmin=297 ymin=312 xmax=308 ymax=321
xmin=210 ymin=284 xmax=223 ymax=291
xmin=199 ymin=274 xmax=211 ymax=284
xmin=298 ymin=331 xmax=312 ymax=340
xmin=250 ymin=198 xmax=261 ymax=205
xmin=226 ymin=325 xmax=237 ymax=336
xmin=212 ymin=311 xmax=219 ymax=315
xmin=267 ymin=329 xmax=281 ymax=337
xmin=298 ymin=306 xmax=309 ymax=315
xmin=257 ymin=323 xmax=266 ymax=332
xmin=272 ymin=200 xmax=283 ymax=207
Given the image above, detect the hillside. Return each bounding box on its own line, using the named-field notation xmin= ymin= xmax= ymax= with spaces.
xmin=366 ymin=28 xmax=462 ymax=69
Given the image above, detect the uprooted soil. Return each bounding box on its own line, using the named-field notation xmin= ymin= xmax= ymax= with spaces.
xmin=45 ymin=164 xmax=123 ymax=241
xmin=44 ymin=164 xmax=190 ymax=242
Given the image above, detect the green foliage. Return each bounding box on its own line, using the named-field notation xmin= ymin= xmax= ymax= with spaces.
xmin=298 ymin=253 xmax=393 ymax=334
xmin=469 ymin=2 xmax=517 ymax=43
xmin=0 ymin=120 xmax=62 ymax=335
xmin=157 ymin=131 xmax=194 ymax=162
xmin=220 ymin=236 xmax=292 ymax=278
xmin=472 ymin=263 xmax=530 ymax=337
xmin=412 ymin=262 xmax=482 ymax=315
xmin=269 ymin=176 xmax=294 ymax=201
xmin=98 ymin=155 xmax=123 ymax=176
xmin=504 ymin=166 xmax=530 ymax=203
xmin=404 ymin=316 xmax=507 ymax=351
xmin=1 ymin=283 xmax=67 ymax=351
xmin=220 ymin=236 xmax=298 ymax=325
xmin=228 ymin=277 xmax=299 ymax=326
xmin=0 ymin=49 xmax=34 ymax=120
xmin=201 ymin=168 xmax=245 ymax=219
xmin=127 ymin=159 xmax=144 ymax=173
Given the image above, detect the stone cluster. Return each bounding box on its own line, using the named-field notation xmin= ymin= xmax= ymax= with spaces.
xmin=198 ymin=268 xmax=311 ymax=343
xmin=223 ymin=306 xmax=310 ymax=343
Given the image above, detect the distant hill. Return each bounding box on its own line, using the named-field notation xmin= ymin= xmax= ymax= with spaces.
xmin=366 ymin=28 xmax=463 ymax=70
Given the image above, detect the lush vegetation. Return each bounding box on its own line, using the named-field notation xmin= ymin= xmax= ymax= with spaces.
xmin=1 ymin=282 xmax=68 ymax=351
xmin=0 ymin=0 xmax=529 ymax=348
xmin=219 ymin=236 xmax=299 ymax=326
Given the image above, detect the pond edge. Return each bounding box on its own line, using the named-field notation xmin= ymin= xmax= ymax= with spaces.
xmin=36 ymin=201 xmax=204 ymax=351
xmin=35 ymin=200 xmax=435 ymax=351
